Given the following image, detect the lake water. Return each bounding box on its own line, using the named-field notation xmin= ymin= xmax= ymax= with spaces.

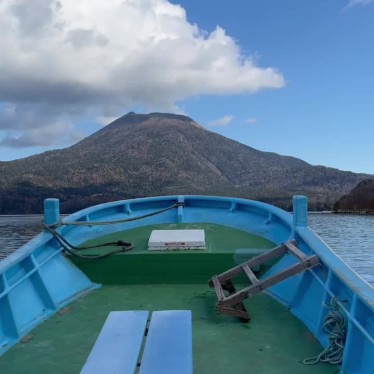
xmin=0 ymin=214 xmax=373 ymax=285
xmin=0 ymin=215 xmax=43 ymax=259
xmin=308 ymin=214 xmax=374 ymax=285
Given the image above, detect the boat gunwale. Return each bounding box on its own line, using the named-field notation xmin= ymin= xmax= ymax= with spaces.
xmin=1 ymin=195 xmax=373 ymax=373
xmin=0 ymin=195 xmax=291 ymax=272
xmin=1 ymin=194 xmax=373 ymax=306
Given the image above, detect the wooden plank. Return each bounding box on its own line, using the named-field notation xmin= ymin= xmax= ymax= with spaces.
xmin=218 ymin=243 xmax=287 ymax=283
xmin=139 ymin=311 xmax=192 ymax=374
xmin=212 ymin=276 xmax=225 ymax=302
xmin=285 ymin=242 xmax=307 ymax=261
xmin=242 ymin=264 xmax=258 ymax=284
xmin=216 ymin=305 xmax=250 ymax=320
xmin=222 ymin=255 xmax=319 ymax=307
xmin=220 ymin=280 xmax=252 ymax=320
xmin=81 ymin=311 xmax=149 ymax=374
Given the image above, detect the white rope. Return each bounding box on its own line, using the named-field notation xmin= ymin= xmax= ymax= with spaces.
xmin=303 ymin=297 xmax=347 ymax=366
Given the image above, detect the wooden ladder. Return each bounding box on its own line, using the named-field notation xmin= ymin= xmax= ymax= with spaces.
xmin=208 ymin=240 xmax=319 ymax=321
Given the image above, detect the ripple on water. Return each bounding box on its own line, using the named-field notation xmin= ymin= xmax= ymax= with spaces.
xmin=0 ymin=216 xmax=43 ymax=258
xmin=309 ymin=214 xmax=374 ymax=285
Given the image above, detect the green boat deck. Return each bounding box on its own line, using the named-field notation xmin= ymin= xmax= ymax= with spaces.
xmin=0 ymin=223 xmax=338 ymax=373
xmin=70 ymin=223 xmax=276 ymax=284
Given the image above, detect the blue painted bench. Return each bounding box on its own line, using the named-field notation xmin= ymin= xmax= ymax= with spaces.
xmin=80 ymin=311 xmax=149 ymax=374
xmin=80 ymin=310 xmax=192 ymax=374
xmin=139 ymin=310 xmax=193 ymax=374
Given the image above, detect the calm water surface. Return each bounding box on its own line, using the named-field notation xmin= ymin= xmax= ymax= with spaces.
xmin=309 ymin=214 xmax=374 ymax=285
xmin=0 ymin=214 xmax=373 ymax=284
xmin=0 ymin=216 xmax=43 ymax=259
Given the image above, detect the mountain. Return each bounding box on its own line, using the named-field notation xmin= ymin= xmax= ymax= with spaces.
xmin=0 ymin=112 xmax=370 ymax=213
xmin=334 ymin=179 xmax=374 ymax=211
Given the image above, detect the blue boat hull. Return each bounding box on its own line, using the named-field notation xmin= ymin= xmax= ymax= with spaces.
xmin=0 ymin=195 xmax=373 ymax=373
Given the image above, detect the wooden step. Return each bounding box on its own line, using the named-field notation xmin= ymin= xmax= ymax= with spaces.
xmin=216 ymin=304 xmax=250 ymax=321
xmin=222 ymin=255 xmax=319 ymax=306
xmin=211 ymin=276 xmax=225 ymax=302
xmin=242 ymin=264 xmax=258 ymax=284
xmin=285 ymin=241 xmax=307 ymax=261
xmin=209 ymin=241 xmax=320 ymax=322
xmin=217 ymin=243 xmax=288 ymax=284
xmin=213 ymin=279 xmax=251 ymax=321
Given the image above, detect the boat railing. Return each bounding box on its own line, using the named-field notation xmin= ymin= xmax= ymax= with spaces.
xmin=0 ymin=194 xmax=373 ymax=372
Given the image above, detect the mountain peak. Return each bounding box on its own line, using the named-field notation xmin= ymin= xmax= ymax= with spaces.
xmin=115 ymin=111 xmax=193 ymax=122
xmin=0 ymin=112 xmax=370 ymax=213
xmin=105 ymin=111 xmax=202 ymax=130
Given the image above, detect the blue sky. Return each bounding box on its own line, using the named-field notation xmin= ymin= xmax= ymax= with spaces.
xmin=0 ymin=0 xmax=373 ymax=174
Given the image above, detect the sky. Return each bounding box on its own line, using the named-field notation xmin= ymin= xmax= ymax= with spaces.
xmin=0 ymin=0 xmax=373 ymax=174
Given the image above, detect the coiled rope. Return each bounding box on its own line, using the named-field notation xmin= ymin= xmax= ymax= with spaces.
xmin=303 ymin=297 xmax=347 ymax=366
xmin=44 ymin=202 xmax=184 ymax=259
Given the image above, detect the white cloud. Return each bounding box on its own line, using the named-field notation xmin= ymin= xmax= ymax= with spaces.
xmin=0 ymin=121 xmax=84 ymax=148
xmin=0 ymin=102 xmax=84 ymax=147
xmin=245 ymin=117 xmax=258 ymax=124
xmin=96 ymin=116 xmax=119 ymax=126
xmin=345 ymin=0 xmax=374 ymax=8
xmin=207 ymin=115 xmax=234 ymax=127
xmin=0 ymin=0 xmax=285 ymax=147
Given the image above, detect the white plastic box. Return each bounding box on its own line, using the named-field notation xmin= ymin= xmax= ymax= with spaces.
xmin=148 ymin=230 xmax=205 ymax=251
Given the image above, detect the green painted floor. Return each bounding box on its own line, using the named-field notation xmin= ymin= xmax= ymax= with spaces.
xmin=70 ymin=223 xmax=276 ymax=284
xmin=0 ymin=224 xmax=338 ymax=373
xmin=79 ymin=223 xmax=275 ymax=255
xmin=0 ymin=285 xmax=337 ymax=374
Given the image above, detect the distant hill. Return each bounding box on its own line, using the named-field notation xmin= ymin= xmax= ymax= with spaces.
xmin=334 ymin=179 xmax=374 ymax=211
xmin=0 ymin=112 xmax=371 ymax=213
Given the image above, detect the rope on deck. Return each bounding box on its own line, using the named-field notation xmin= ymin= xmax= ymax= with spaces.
xmin=43 ymin=223 xmax=134 ymax=259
xmin=303 ymin=297 xmax=347 ymax=366
xmin=42 ymin=202 xmax=184 ymax=259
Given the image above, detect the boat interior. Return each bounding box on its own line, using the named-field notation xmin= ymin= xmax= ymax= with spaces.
xmin=1 ymin=222 xmax=337 ymax=373
xmin=0 ymin=195 xmax=372 ymax=373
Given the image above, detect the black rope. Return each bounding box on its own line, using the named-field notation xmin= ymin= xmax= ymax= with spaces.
xmin=53 ymin=202 xmax=185 ymax=228
xmin=43 ymin=224 xmax=132 ymax=250
xmin=43 ymin=224 xmax=133 ymax=260
xmin=59 ymin=243 xmax=132 ymax=260
xmin=43 ymin=202 xmax=184 ymax=259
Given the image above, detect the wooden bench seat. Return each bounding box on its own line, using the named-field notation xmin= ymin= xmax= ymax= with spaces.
xmin=81 ymin=310 xmax=192 ymax=374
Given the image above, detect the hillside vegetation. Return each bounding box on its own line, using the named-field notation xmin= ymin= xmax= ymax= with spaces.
xmin=334 ymin=179 xmax=374 ymax=211
xmin=0 ymin=112 xmax=370 ymax=213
